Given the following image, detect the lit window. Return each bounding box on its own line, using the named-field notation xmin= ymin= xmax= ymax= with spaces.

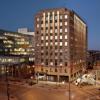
xmin=65 ymin=28 xmax=68 ymax=32
xmin=65 ymin=35 xmax=68 ymax=39
xmin=60 ymin=29 xmax=62 ymax=33
xmin=50 ymin=36 xmax=53 ymax=40
xmin=55 ymin=36 xmax=57 ymax=39
xmin=46 ymin=17 xmax=48 ymax=21
xmin=37 ymin=18 xmax=39 ymax=21
xmin=60 ymin=42 xmax=62 ymax=46
xmin=46 ymin=42 xmax=48 ymax=46
xmin=60 ymin=63 xmax=63 ymax=66
xmin=41 ymin=36 xmax=44 ymax=40
xmin=65 ymin=22 xmax=67 ymax=26
xmin=65 ymin=42 xmax=68 ymax=46
xmin=60 ymin=22 xmax=62 ymax=26
xmin=60 ymin=36 xmax=62 ymax=39
xmin=55 ymin=42 xmax=58 ymax=45
xmin=65 ymin=15 xmax=68 ymax=19
xmin=50 ymin=29 xmax=53 ymax=33
xmin=55 ymin=23 xmax=57 ymax=26
xmin=46 ymin=30 xmax=48 ymax=33
xmin=52 ymin=12 xmax=54 ymax=14
xmin=46 ymin=23 xmax=48 ymax=27
xmin=60 ymin=15 xmax=62 ymax=19
xmin=57 ymin=11 xmax=59 ymax=14
xmin=37 ymin=24 xmax=39 ymax=28
xmin=55 ymin=16 xmax=57 ymax=20
xmin=50 ymin=42 xmax=53 ymax=45
xmin=55 ymin=29 xmax=57 ymax=33
xmin=46 ymin=36 xmax=48 ymax=40
xmin=50 ymin=62 xmax=53 ymax=65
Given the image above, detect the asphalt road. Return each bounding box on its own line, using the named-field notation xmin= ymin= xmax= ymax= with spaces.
xmin=0 ymin=81 xmax=100 ymax=100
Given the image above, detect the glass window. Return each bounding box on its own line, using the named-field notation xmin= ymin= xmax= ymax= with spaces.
xmin=60 ymin=15 xmax=62 ymax=19
xmin=55 ymin=36 xmax=58 ymax=39
xmin=60 ymin=63 xmax=63 ymax=66
xmin=55 ymin=42 xmax=58 ymax=45
xmin=50 ymin=29 xmax=53 ymax=33
xmin=50 ymin=36 xmax=53 ymax=40
xmin=37 ymin=24 xmax=39 ymax=28
xmin=60 ymin=22 xmax=62 ymax=26
xmin=41 ymin=36 xmax=44 ymax=40
xmin=65 ymin=42 xmax=68 ymax=46
xmin=65 ymin=15 xmax=68 ymax=19
xmin=46 ymin=23 xmax=48 ymax=27
xmin=65 ymin=28 xmax=68 ymax=32
xmin=50 ymin=42 xmax=53 ymax=45
xmin=65 ymin=22 xmax=68 ymax=26
xmin=46 ymin=36 xmax=48 ymax=40
xmin=60 ymin=42 xmax=62 ymax=46
xmin=50 ymin=62 xmax=53 ymax=65
xmin=60 ymin=35 xmax=62 ymax=39
xmin=37 ymin=18 xmax=39 ymax=21
xmin=60 ymin=29 xmax=62 ymax=33
xmin=55 ymin=23 xmax=57 ymax=26
xmin=46 ymin=42 xmax=48 ymax=46
xmin=65 ymin=35 xmax=68 ymax=39
xmin=55 ymin=15 xmax=57 ymax=20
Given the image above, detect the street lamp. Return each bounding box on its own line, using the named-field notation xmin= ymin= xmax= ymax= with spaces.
xmin=5 ymin=65 xmax=10 ymax=100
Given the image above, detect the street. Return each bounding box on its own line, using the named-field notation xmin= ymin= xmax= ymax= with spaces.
xmin=0 ymin=80 xmax=100 ymax=100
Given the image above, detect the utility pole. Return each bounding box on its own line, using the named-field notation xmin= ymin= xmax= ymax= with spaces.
xmin=5 ymin=65 xmax=10 ymax=100
xmin=69 ymin=70 xmax=71 ymax=100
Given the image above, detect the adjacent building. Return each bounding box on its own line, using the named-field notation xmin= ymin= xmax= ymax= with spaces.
xmin=87 ymin=50 xmax=100 ymax=70
xmin=0 ymin=29 xmax=35 ymax=78
xmin=34 ymin=8 xmax=87 ymax=82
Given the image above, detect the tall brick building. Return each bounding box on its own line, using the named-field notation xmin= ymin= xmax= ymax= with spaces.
xmin=34 ymin=8 xmax=87 ymax=82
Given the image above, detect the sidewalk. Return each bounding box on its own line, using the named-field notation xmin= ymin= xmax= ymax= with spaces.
xmin=0 ymin=94 xmax=18 ymax=100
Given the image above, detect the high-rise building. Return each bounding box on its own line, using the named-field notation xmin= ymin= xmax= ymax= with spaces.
xmin=34 ymin=8 xmax=87 ymax=82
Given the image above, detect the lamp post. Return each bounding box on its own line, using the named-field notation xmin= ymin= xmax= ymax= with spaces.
xmin=5 ymin=65 xmax=10 ymax=100
xmin=69 ymin=71 xmax=71 ymax=100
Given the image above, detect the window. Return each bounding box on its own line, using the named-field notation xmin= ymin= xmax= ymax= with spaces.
xmin=60 ymin=15 xmax=62 ymax=19
xmin=50 ymin=36 xmax=53 ymax=40
xmin=60 ymin=36 xmax=62 ymax=39
xmin=55 ymin=23 xmax=57 ymax=26
xmin=50 ymin=29 xmax=53 ymax=33
xmin=46 ymin=36 xmax=48 ymax=40
xmin=37 ymin=18 xmax=39 ymax=21
xmin=55 ymin=29 xmax=57 ymax=33
xmin=60 ymin=63 xmax=63 ymax=66
xmin=65 ymin=15 xmax=68 ymax=19
xmin=65 ymin=22 xmax=68 ymax=26
xmin=46 ymin=42 xmax=48 ymax=46
xmin=46 ymin=23 xmax=48 ymax=27
xmin=60 ymin=42 xmax=62 ymax=46
xmin=50 ymin=62 xmax=53 ymax=65
xmin=55 ymin=15 xmax=57 ymax=20
xmin=65 ymin=35 xmax=68 ymax=39
xmin=55 ymin=36 xmax=58 ymax=39
xmin=55 ymin=42 xmax=58 ymax=45
xmin=57 ymin=11 xmax=59 ymax=14
xmin=65 ymin=42 xmax=68 ymax=46
xmin=50 ymin=20 xmax=52 ymax=23
xmin=60 ymin=22 xmax=62 ymax=26
xmin=65 ymin=28 xmax=68 ymax=32
xmin=37 ymin=24 xmax=39 ymax=28
xmin=41 ymin=36 xmax=44 ymax=40
xmin=60 ymin=29 xmax=62 ymax=33
xmin=46 ymin=30 xmax=48 ymax=33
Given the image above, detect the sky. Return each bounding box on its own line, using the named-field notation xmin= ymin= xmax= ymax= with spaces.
xmin=0 ymin=0 xmax=100 ymax=50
